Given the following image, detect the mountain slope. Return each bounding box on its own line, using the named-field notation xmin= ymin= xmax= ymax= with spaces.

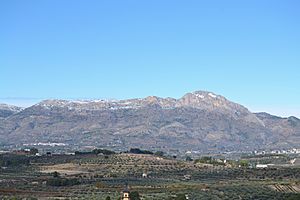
xmin=255 ymin=112 xmax=300 ymax=148
xmin=0 ymin=103 xmax=23 ymax=118
xmin=0 ymin=91 xmax=299 ymax=152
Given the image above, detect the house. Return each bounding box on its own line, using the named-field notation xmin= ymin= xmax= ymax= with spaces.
xmin=256 ymin=164 xmax=268 ymax=169
xmin=183 ymin=174 xmax=191 ymax=180
xmin=142 ymin=173 xmax=148 ymax=178
xmin=290 ymin=158 xmax=296 ymax=165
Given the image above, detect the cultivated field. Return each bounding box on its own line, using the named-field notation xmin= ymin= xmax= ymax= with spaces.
xmin=1 ymin=152 xmax=300 ymax=199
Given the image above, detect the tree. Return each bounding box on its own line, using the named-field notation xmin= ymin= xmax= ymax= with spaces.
xmin=52 ymin=171 xmax=60 ymax=178
xmin=105 ymin=196 xmax=111 ymax=200
xmin=130 ymin=191 xmax=141 ymax=200
xmin=239 ymin=160 xmax=249 ymax=168
xmin=175 ymin=194 xmax=187 ymax=200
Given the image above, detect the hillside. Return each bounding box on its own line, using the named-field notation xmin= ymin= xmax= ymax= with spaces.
xmin=0 ymin=91 xmax=299 ymax=152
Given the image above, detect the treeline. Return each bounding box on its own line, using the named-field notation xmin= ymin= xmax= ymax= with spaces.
xmin=129 ymin=148 xmax=164 ymax=156
xmin=194 ymin=156 xmax=225 ymax=166
xmin=0 ymin=154 xmax=30 ymax=167
xmin=75 ymin=148 xmax=116 ymax=155
xmin=47 ymin=177 xmax=80 ymax=187
xmin=75 ymin=147 xmax=165 ymax=156
xmin=129 ymin=148 xmax=154 ymax=155
xmin=193 ymin=156 xmax=250 ymax=167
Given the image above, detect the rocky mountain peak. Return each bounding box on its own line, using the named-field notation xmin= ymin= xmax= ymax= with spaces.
xmin=145 ymin=96 xmax=160 ymax=104
xmin=179 ymin=91 xmax=247 ymax=113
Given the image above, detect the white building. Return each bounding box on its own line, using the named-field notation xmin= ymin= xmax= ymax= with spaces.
xmin=256 ymin=164 xmax=268 ymax=169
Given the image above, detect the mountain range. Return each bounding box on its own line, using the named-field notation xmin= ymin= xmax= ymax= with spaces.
xmin=0 ymin=91 xmax=299 ymax=153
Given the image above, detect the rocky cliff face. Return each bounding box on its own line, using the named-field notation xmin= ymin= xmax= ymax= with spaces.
xmin=0 ymin=91 xmax=299 ymax=152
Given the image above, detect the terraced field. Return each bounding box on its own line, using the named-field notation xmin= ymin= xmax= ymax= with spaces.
xmin=1 ymin=153 xmax=300 ymax=199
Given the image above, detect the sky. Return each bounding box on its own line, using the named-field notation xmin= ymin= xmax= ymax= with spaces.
xmin=0 ymin=0 xmax=299 ymax=117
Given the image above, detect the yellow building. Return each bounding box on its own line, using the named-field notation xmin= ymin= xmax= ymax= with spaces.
xmin=122 ymin=191 xmax=130 ymax=200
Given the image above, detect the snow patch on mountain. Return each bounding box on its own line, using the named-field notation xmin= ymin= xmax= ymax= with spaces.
xmin=208 ymin=93 xmax=217 ymax=98
xmin=194 ymin=93 xmax=205 ymax=99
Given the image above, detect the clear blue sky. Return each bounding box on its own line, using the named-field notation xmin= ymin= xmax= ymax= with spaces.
xmin=0 ymin=0 xmax=299 ymax=117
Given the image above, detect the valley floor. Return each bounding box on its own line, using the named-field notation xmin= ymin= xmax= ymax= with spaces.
xmin=1 ymin=153 xmax=300 ymax=200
